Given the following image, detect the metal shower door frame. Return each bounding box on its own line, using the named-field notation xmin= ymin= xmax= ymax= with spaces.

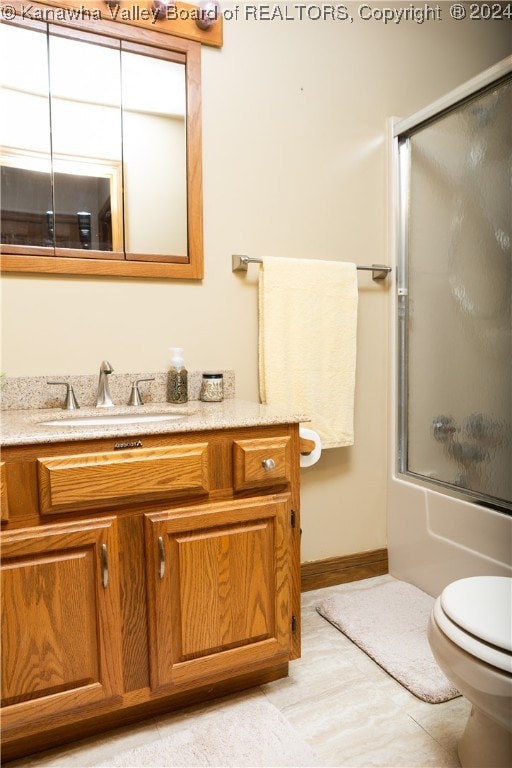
xmin=392 ymin=56 xmax=512 ymax=513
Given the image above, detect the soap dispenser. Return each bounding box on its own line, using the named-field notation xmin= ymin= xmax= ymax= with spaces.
xmin=168 ymin=347 xmax=188 ymax=404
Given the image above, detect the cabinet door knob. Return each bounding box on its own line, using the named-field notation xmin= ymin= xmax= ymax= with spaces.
xmin=100 ymin=544 xmax=109 ymax=588
xmin=261 ymin=458 xmax=276 ymax=471
xmin=158 ymin=536 xmax=166 ymax=579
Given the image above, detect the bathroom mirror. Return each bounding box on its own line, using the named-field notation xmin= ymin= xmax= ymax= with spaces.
xmin=0 ymin=12 xmax=203 ymax=279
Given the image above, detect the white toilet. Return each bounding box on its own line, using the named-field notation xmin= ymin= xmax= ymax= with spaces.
xmin=428 ymin=576 xmax=512 ymax=768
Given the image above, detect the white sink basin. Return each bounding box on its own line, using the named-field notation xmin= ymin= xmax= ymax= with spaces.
xmin=40 ymin=412 xmax=185 ymax=427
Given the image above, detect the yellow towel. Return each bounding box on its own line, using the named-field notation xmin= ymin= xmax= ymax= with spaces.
xmin=259 ymin=257 xmax=358 ymax=449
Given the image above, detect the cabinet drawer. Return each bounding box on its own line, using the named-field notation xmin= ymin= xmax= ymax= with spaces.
xmin=38 ymin=444 xmax=209 ymax=515
xmin=233 ymin=436 xmax=291 ymax=491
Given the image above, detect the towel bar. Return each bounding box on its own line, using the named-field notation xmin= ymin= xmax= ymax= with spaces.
xmin=232 ymin=254 xmax=392 ymax=281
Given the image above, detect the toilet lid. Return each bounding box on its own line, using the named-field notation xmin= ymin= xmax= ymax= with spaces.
xmin=441 ymin=576 xmax=512 ymax=652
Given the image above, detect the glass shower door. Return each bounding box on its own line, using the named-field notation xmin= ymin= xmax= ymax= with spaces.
xmin=397 ymin=75 xmax=512 ymax=512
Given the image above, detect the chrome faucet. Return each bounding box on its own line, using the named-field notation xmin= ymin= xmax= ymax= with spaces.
xmin=96 ymin=360 xmax=114 ymax=408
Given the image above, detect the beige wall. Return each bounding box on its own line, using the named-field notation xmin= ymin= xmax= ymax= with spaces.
xmin=1 ymin=8 xmax=510 ymax=563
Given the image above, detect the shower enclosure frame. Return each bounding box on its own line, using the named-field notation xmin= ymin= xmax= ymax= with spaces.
xmin=387 ymin=56 xmax=512 ymax=596
xmin=393 ymin=57 xmax=512 ymax=514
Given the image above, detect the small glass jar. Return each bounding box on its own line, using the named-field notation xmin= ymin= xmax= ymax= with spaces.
xmin=200 ymin=372 xmax=224 ymax=402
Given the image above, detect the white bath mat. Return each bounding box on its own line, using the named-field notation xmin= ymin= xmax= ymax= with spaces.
xmin=317 ymin=578 xmax=461 ymax=703
xmin=94 ymin=694 xmax=322 ymax=767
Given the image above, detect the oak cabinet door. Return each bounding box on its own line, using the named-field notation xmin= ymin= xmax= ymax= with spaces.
xmin=145 ymin=495 xmax=293 ymax=691
xmin=1 ymin=517 xmax=123 ymax=732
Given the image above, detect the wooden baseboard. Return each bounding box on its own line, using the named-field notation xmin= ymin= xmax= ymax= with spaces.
xmin=301 ymin=548 xmax=388 ymax=592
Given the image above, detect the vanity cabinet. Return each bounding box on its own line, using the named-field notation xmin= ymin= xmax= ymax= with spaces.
xmin=1 ymin=518 xmax=123 ymax=727
xmin=0 ymin=423 xmax=301 ymax=761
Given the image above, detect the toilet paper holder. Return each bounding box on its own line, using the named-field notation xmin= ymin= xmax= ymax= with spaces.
xmin=299 ymin=427 xmax=322 ymax=467
xmin=299 ymin=435 xmax=316 ymax=455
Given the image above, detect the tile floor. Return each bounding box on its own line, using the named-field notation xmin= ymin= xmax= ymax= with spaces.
xmin=6 ymin=576 xmax=470 ymax=768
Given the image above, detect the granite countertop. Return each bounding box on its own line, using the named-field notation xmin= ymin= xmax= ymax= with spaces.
xmin=0 ymin=400 xmax=308 ymax=447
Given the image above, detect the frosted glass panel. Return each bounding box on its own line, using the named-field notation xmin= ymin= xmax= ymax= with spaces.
xmin=401 ymin=77 xmax=512 ymax=510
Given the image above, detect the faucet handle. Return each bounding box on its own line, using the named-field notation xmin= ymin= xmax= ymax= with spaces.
xmin=47 ymin=381 xmax=80 ymax=410
xmin=128 ymin=377 xmax=155 ymax=407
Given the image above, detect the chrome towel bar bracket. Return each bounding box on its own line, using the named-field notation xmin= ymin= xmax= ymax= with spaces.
xmin=231 ymin=254 xmax=392 ymax=281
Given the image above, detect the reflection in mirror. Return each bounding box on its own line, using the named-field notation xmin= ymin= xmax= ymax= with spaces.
xmin=1 ymin=165 xmax=55 ymax=248
xmin=0 ymin=23 xmax=52 ymax=248
xmin=48 ymin=33 xmax=123 ymax=254
xmin=0 ymin=149 xmax=122 ymax=251
xmin=1 ymin=167 xmax=111 ymax=249
xmin=121 ymin=50 xmax=187 ymax=257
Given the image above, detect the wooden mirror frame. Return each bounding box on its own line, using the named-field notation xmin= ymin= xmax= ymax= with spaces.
xmin=0 ymin=1 xmax=206 ymax=280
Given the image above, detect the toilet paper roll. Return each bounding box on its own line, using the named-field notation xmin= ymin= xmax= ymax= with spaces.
xmin=299 ymin=427 xmax=322 ymax=468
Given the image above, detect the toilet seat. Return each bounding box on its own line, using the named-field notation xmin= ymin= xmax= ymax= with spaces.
xmin=434 ymin=576 xmax=512 ymax=674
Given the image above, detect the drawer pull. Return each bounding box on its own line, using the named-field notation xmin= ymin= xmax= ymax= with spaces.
xmin=261 ymin=458 xmax=276 ymax=471
xmin=158 ymin=536 xmax=166 ymax=579
xmin=100 ymin=543 xmax=109 ymax=588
